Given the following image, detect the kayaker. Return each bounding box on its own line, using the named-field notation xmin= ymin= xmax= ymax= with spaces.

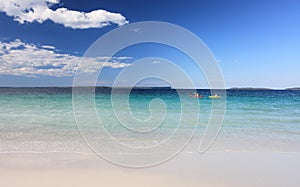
xmin=190 ymin=92 xmax=203 ymax=98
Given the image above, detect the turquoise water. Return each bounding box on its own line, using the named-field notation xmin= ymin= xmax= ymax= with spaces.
xmin=0 ymin=88 xmax=300 ymax=153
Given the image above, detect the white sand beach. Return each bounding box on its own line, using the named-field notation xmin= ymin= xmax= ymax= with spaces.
xmin=1 ymin=151 xmax=299 ymax=187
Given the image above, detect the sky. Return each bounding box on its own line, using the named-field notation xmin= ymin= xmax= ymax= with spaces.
xmin=0 ymin=0 xmax=300 ymax=88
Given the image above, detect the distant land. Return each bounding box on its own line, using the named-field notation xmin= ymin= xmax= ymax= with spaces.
xmin=0 ymin=86 xmax=299 ymax=90
xmin=285 ymin=87 xmax=300 ymax=90
xmin=228 ymin=87 xmax=274 ymax=90
xmin=114 ymin=86 xmax=172 ymax=90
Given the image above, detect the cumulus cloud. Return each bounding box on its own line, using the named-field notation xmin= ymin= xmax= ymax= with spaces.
xmin=0 ymin=39 xmax=131 ymax=77
xmin=0 ymin=0 xmax=128 ymax=29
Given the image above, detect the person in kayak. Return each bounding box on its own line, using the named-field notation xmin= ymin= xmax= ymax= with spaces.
xmin=190 ymin=92 xmax=203 ymax=98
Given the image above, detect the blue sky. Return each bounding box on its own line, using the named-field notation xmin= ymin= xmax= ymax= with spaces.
xmin=0 ymin=0 xmax=299 ymax=88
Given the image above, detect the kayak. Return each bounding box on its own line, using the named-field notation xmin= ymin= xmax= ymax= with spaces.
xmin=209 ymin=95 xmax=221 ymax=99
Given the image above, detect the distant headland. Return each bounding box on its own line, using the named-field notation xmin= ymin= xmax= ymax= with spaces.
xmin=228 ymin=87 xmax=273 ymax=90
xmin=0 ymin=86 xmax=299 ymax=90
xmin=285 ymin=87 xmax=300 ymax=90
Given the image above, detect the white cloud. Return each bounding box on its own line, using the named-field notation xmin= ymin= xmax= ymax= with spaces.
xmin=0 ymin=0 xmax=128 ymax=29
xmin=0 ymin=39 xmax=131 ymax=77
xmin=152 ymin=60 xmax=160 ymax=64
xmin=41 ymin=45 xmax=55 ymax=50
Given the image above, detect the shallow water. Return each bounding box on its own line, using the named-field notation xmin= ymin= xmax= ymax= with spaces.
xmin=0 ymin=88 xmax=299 ymax=154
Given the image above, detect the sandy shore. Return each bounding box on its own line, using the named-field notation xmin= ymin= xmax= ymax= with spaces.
xmin=1 ymin=151 xmax=299 ymax=187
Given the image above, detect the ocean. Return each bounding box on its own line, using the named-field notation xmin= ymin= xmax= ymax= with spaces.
xmin=0 ymin=87 xmax=300 ymax=156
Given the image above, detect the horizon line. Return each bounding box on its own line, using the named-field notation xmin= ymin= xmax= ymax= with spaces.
xmin=0 ymin=86 xmax=299 ymax=90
